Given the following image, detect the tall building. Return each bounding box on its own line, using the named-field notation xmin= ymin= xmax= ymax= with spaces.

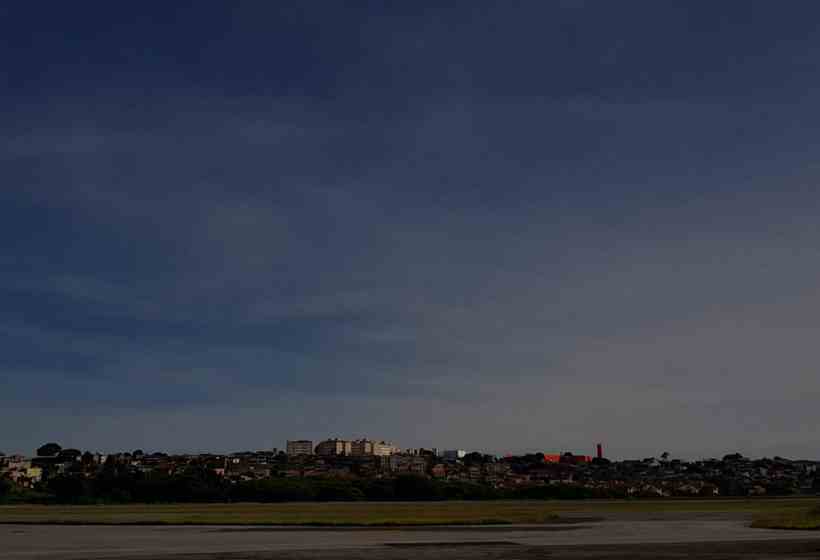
xmin=350 ymin=439 xmax=374 ymax=456
xmin=315 ymin=438 xmax=352 ymax=456
xmin=286 ymin=440 xmax=314 ymax=456
xmin=350 ymin=439 xmax=398 ymax=456
xmin=372 ymin=441 xmax=399 ymax=456
xmin=441 ymin=449 xmax=466 ymax=461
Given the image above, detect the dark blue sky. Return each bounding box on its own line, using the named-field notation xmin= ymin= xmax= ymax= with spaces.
xmin=3 ymin=2 xmax=820 ymax=459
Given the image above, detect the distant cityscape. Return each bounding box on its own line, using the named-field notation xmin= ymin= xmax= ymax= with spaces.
xmin=3 ymin=437 xmax=819 ymax=501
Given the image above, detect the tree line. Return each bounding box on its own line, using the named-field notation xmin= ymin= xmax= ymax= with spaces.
xmin=4 ymin=467 xmax=598 ymax=504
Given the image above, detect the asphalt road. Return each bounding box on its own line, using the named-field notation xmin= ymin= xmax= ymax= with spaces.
xmin=3 ymin=514 xmax=820 ymax=559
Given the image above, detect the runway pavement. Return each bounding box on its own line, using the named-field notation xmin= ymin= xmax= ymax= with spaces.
xmin=4 ymin=513 xmax=820 ymax=559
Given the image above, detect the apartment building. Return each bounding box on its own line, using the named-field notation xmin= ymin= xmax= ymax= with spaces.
xmin=349 ymin=439 xmax=398 ymax=457
xmin=373 ymin=441 xmax=399 ymax=456
xmin=315 ymin=438 xmax=352 ymax=456
xmin=350 ymin=439 xmax=374 ymax=456
xmin=286 ymin=440 xmax=314 ymax=456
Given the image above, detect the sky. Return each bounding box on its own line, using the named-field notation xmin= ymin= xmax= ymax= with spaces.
xmin=2 ymin=2 xmax=820 ymax=460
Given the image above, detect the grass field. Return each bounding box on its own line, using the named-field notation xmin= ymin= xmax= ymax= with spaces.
xmin=0 ymin=502 xmax=560 ymax=526
xmin=1 ymin=498 xmax=818 ymax=526
xmin=751 ymin=504 xmax=820 ymax=530
xmin=551 ymin=497 xmax=820 ymax=515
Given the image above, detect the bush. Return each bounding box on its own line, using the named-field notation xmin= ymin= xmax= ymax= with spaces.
xmin=0 ymin=477 xmax=12 ymax=499
xmin=354 ymin=479 xmax=395 ymax=501
xmin=314 ymin=480 xmax=365 ymax=501
xmin=393 ymin=474 xmax=443 ymax=501
xmin=48 ymin=475 xmax=93 ymax=504
xmin=440 ymin=481 xmax=500 ymax=500
xmin=229 ymin=479 xmax=316 ymax=502
xmin=512 ymin=483 xmax=592 ymax=500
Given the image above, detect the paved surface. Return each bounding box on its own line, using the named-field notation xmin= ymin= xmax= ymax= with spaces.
xmin=4 ymin=514 xmax=820 ymax=559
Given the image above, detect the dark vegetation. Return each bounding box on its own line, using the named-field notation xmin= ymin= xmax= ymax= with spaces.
xmin=5 ymin=445 xmax=817 ymax=505
xmin=7 ymin=468 xmax=598 ymax=505
xmin=0 ymin=477 xmax=11 ymax=498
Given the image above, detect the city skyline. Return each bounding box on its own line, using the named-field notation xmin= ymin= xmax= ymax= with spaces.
xmin=3 ymin=436 xmax=815 ymax=464
xmin=3 ymin=2 xmax=820 ymax=459
xmin=8 ymin=439 xmax=816 ymax=502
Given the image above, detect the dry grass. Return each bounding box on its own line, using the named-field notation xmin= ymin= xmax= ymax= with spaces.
xmin=0 ymin=498 xmax=817 ymax=526
xmin=550 ymin=497 xmax=819 ymax=515
xmin=0 ymin=502 xmax=560 ymax=526
xmin=751 ymin=504 xmax=820 ymax=530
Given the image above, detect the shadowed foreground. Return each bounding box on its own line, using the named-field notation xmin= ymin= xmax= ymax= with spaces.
xmin=5 ymin=510 xmax=820 ymax=559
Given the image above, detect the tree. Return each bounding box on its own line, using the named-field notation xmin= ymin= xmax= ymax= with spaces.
xmin=58 ymin=449 xmax=82 ymax=462
xmin=0 ymin=477 xmax=12 ymax=499
xmin=80 ymin=452 xmax=97 ymax=474
xmin=37 ymin=443 xmax=62 ymax=457
xmin=48 ymin=475 xmax=91 ymax=504
xmin=463 ymin=452 xmax=494 ymax=465
xmin=394 ymin=474 xmax=441 ymax=500
xmin=660 ymin=452 xmax=670 ymax=462
xmin=315 ymin=480 xmax=365 ymax=501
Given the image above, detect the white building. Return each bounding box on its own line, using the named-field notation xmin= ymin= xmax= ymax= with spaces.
xmin=373 ymin=441 xmax=399 ymax=456
xmin=350 ymin=439 xmax=398 ymax=456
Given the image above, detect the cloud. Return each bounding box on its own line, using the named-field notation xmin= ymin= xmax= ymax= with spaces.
xmin=3 ymin=21 xmax=820 ymax=459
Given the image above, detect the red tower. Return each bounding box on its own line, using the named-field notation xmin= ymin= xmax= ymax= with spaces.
xmin=596 ymin=443 xmax=603 ymax=459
